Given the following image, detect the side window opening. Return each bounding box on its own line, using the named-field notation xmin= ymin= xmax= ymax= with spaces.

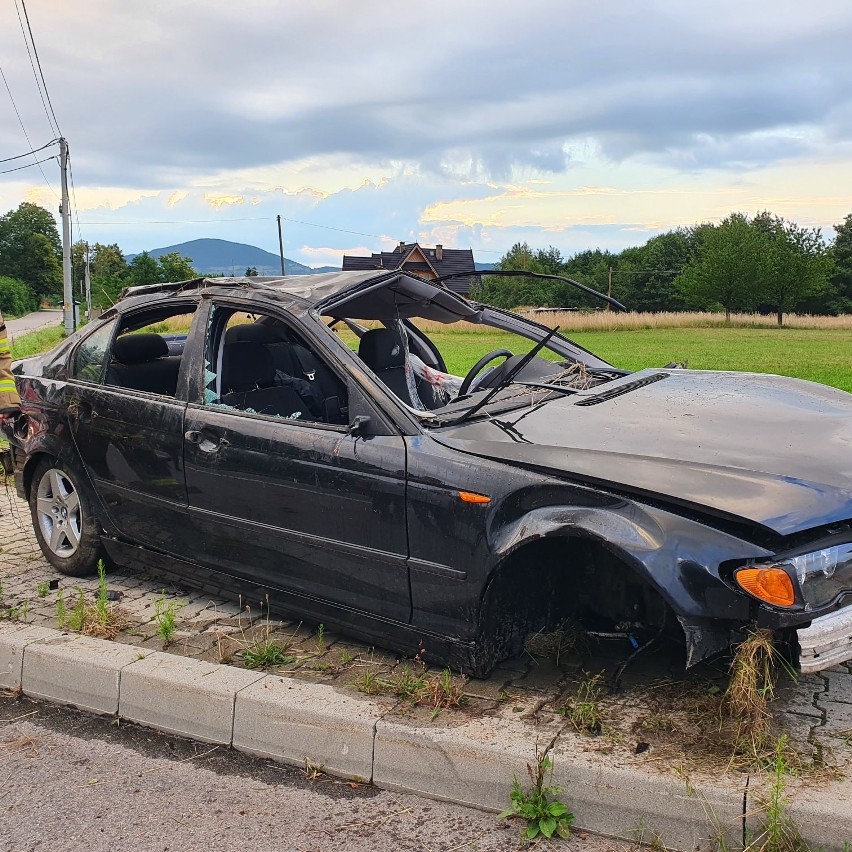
xmin=205 ymin=309 xmax=348 ymax=426
xmin=71 ymin=317 xmax=119 ymax=383
xmin=104 ymin=308 xmax=196 ymax=397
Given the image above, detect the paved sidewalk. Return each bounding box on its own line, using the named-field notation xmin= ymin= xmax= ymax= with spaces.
xmin=5 ymin=310 xmax=63 ymax=339
xmin=3 ymin=482 xmax=852 ymax=848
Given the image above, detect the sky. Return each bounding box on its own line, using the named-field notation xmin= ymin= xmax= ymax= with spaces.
xmin=1 ymin=0 xmax=851 ymax=268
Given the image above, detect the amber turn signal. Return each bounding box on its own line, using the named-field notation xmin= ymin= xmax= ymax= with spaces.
xmin=458 ymin=491 xmax=491 ymax=504
xmin=735 ymin=567 xmax=796 ymax=607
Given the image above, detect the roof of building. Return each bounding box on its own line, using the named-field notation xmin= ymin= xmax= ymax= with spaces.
xmin=342 ymin=243 xmax=478 ymax=294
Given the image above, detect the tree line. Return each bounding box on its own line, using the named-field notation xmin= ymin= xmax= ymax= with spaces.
xmin=2 ymin=201 xmax=852 ymax=325
xmin=0 ymin=202 xmax=199 ymax=316
xmin=472 ymin=211 xmax=852 ymax=325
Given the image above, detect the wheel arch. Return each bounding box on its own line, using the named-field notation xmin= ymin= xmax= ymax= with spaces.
xmin=468 ymin=503 xmax=702 ymax=676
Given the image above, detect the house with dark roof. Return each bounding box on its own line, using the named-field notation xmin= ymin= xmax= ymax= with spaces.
xmin=341 ymin=242 xmax=478 ymax=295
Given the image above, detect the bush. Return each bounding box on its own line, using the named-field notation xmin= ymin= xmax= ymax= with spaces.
xmin=0 ymin=276 xmax=39 ymax=316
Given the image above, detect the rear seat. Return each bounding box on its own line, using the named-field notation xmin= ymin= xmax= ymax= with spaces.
xmin=106 ymin=333 xmax=181 ymax=396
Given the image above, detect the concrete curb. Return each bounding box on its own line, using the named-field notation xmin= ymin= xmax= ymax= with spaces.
xmin=1 ymin=621 xmax=850 ymax=850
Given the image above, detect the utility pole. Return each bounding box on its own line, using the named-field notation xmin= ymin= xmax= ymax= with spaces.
xmin=277 ymin=215 xmax=286 ymax=276
xmin=59 ymin=137 xmax=74 ymax=334
xmin=84 ymin=242 xmax=92 ymax=321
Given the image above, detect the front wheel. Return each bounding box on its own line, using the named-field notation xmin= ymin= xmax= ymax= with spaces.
xmin=29 ymin=457 xmax=101 ymax=576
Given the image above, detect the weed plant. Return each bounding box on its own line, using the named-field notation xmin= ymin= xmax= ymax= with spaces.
xmin=243 ymin=640 xmax=293 ymax=669
xmin=499 ymin=746 xmax=574 ymax=841
xmin=392 ymin=665 xmax=427 ymax=701
xmin=751 ymin=736 xmax=807 ymax=852
xmin=55 ymin=562 xmax=125 ymax=638
xmin=223 ymin=600 xmax=299 ymax=669
xmin=353 ymin=662 xmax=466 ymax=715
xmin=1 ymin=601 xmax=28 ymax=622
xmin=423 ymin=668 xmax=467 ymax=716
xmin=559 ymin=671 xmax=605 ymax=735
xmin=356 ymin=669 xmax=384 ymax=695
xmin=154 ymin=592 xmax=183 ymax=644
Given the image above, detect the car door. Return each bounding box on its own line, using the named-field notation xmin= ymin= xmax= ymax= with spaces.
xmin=182 ymin=301 xmax=411 ymax=623
xmin=65 ymin=305 xmax=199 ymax=552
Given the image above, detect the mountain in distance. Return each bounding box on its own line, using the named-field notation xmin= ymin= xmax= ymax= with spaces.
xmin=126 ymin=238 xmax=339 ymax=276
xmin=475 ymin=261 xmax=497 ymax=272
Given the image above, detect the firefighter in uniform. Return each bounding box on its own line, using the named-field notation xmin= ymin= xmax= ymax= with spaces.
xmin=0 ymin=309 xmax=21 ymax=419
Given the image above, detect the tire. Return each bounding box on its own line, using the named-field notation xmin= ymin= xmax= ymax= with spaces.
xmin=29 ymin=457 xmax=101 ymax=576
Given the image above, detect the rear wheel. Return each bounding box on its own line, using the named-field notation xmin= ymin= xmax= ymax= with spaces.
xmin=29 ymin=457 xmax=101 ymax=576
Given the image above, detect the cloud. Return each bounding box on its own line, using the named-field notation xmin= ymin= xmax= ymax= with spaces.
xmin=3 ymin=0 xmax=851 ymax=186
xmin=1 ymin=0 xmax=851 ymax=260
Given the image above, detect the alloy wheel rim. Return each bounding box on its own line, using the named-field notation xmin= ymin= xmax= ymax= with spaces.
xmin=35 ymin=468 xmax=82 ymax=558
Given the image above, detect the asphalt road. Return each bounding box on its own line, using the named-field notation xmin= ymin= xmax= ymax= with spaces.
xmin=4 ymin=311 xmax=63 ymax=339
xmin=0 ymin=694 xmax=636 ymax=852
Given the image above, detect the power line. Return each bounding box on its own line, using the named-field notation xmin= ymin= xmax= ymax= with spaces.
xmin=280 ymin=216 xmax=390 ymax=241
xmin=15 ymin=0 xmax=61 ymax=137
xmin=0 ymin=154 xmax=55 ymax=175
xmin=76 ymin=212 xmax=505 ymax=254
xmin=0 ymin=61 xmax=58 ymax=196
xmin=0 ymin=138 xmax=57 ymax=163
xmin=67 ymin=150 xmax=84 ymax=245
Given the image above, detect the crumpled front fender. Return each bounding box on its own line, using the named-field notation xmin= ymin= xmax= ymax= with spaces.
xmin=490 ymin=500 xmax=771 ymax=623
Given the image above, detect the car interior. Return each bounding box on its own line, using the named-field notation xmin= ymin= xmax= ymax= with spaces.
xmin=106 ymin=332 xmax=183 ymax=396
xmin=208 ymin=312 xmax=349 ymax=425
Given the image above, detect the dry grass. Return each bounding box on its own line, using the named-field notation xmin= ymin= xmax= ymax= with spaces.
xmin=524 ymin=625 xmax=581 ymax=666
xmin=404 ymin=310 xmax=852 ymax=334
xmin=422 ymin=668 xmax=468 ymax=712
xmin=724 ymin=629 xmax=778 ymax=761
xmin=559 ymin=671 xmax=606 ymax=735
xmin=59 ymin=590 xmax=127 ymax=640
xmin=352 ymin=662 xmax=467 ymax=713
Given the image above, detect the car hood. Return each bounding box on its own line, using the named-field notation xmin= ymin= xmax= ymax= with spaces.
xmin=432 ymin=369 xmax=852 ymax=537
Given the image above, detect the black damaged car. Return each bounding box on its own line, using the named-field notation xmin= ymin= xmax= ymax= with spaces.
xmin=4 ymin=269 xmax=852 ymax=676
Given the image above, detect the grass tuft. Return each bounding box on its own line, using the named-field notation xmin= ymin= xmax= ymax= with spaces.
xmin=57 ymin=563 xmax=126 ymax=639
xmin=242 ymin=639 xmax=293 ymax=669
xmin=558 ymin=671 xmax=605 ymax=735
xmin=750 ymin=736 xmax=807 ymax=852
xmin=725 ymin=629 xmax=779 ymax=761
xmin=154 ymin=592 xmax=183 ymax=644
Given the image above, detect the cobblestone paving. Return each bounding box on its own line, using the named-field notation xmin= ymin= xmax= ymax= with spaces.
xmin=2 ymin=478 xmax=851 ymax=779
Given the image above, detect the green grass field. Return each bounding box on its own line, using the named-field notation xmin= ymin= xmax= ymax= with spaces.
xmin=429 ymin=327 xmax=852 ymax=394
xmin=9 ymin=323 xmax=852 ymax=394
xmin=9 ymin=325 xmax=65 ymax=360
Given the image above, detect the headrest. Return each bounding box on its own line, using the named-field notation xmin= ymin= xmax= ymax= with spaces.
xmin=358 ymin=329 xmax=406 ymax=371
xmin=221 ymin=341 xmax=275 ymax=393
xmin=224 ymin=323 xmax=278 ymax=345
xmin=113 ymin=333 xmax=169 ymax=364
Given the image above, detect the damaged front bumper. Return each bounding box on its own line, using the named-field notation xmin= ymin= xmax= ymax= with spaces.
xmin=798 ymin=607 xmax=852 ymax=673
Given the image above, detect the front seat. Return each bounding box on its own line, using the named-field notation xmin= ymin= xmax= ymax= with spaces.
xmin=219 ymin=340 xmax=307 ymax=420
xmin=358 ymin=329 xmax=442 ymax=409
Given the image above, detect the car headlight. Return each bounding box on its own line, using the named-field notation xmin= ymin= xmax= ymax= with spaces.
xmin=735 ymin=543 xmax=852 ymax=610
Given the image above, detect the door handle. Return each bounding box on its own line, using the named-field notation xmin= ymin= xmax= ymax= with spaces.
xmin=186 ymin=430 xmax=229 ymax=453
xmin=68 ymin=400 xmax=97 ymax=422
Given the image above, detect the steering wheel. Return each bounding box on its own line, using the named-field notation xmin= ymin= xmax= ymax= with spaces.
xmin=458 ymin=349 xmax=514 ymax=396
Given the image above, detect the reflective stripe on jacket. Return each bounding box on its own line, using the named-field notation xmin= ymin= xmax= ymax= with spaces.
xmin=0 ymin=309 xmax=22 ymax=411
